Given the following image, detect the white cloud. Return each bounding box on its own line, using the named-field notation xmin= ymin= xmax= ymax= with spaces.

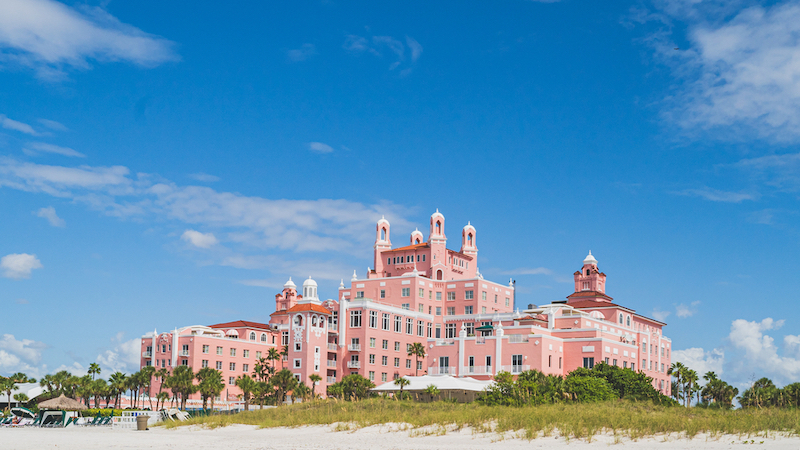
xmin=651 ymin=308 xmax=671 ymax=322
xmin=675 ymin=187 xmax=757 ymax=202
xmin=95 ymin=334 xmax=140 ymax=374
xmin=181 ymin=229 xmax=218 ymax=248
xmin=650 ymin=0 xmax=800 ymax=142
xmin=344 ymin=33 xmax=422 ymax=73
xmin=675 ymin=300 xmax=700 ymax=318
xmin=672 ymin=347 xmax=725 ymax=377
xmin=726 ymin=317 xmax=800 ymax=385
xmin=34 ymin=206 xmax=65 ymax=227
xmin=287 ymin=43 xmax=316 ymax=62
xmin=0 ymin=158 xmax=132 ymax=196
xmin=187 ymin=172 xmax=220 ymax=183
xmin=0 ymin=114 xmax=37 ymax=135
xmin=0 ymin=334 xmax=48 ymax=377
xmin=503 ymin=267 xmax=554 ymax=276
xmin=0 ymin=0 xmax=178 ymax=80
xmin=37 ymin=118 xmax=68 ymax=131
xmin=406 ymin=36 xmax=423 ymax=62
xmin=0 ymin=253 xmax=43 ymax=279
xmin=309 ymin=142 xmax=334 ymax=154
xmin=24 ymin=142 xmax=85 ymax=158
xmin=734 ymin=152 xmax=800 ymax=192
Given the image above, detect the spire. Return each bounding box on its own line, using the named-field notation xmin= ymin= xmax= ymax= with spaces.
xmin=339 ymin=279 xmax=344 ymax=289
xmin=351 ymin=270 xmax=358 ymax=281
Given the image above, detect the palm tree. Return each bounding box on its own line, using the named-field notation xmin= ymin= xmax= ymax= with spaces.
xmin=108 ymin=372 xmax=128 ymax=409
xmin=271 ymin=369 xmax=297 ymax=405
xmin=667 ymin=362 xmax=686 ymax=405
xmin=88 ymin=363 xmax=101 ymax=381
xmin=140 ymin=366 xmax=156 ymax=410
xmin=235 ymin=375 xmax=257 ymax=411
xmin=155 ymin=368 xmax=169 ymax=408
xmin=170 ymin=365 xmax=197 ymax=410
xmin=267 ymin=348 xmax=281 ymax=372
xmin=0 ymin=377 xmax=16 ymax=412
xmin=309 ymin=374 xmax=322 ymax=399
xmin=393 ymin=377 xmax=410 ymax=400
xmin=196 ymin=367 xmax=224 ymax=410
xmin=683 ymin=369 xmax=698 ymax=407
xmin=408 ymin=342 xmax=426 ymax=376
xmin=279 ymin=346 xmax=289 ymax=370
xmin=293 ymin=382 xmax=311 ymax=403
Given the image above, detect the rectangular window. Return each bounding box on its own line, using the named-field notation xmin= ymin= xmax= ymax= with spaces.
xmin=394 ymin=341 xmax=400 ymax=351
xmin=369 ymin=354 xmax=375 ymax=364
xmin=417 ymin=255 xmax=420 ymax=262
xmin=381 ymin=373 xmax=387 ymax=382
xmin=382 ymin=339 xmax=389 ymax=350
xmin=216 ymin=346 xmax=223 ymax=355
xmin=642 ymin=359 xmax=646 ymax=369
xmin=468 ymin=356 xmax=474 ymax=367
xmin=369 ymin=310 xmax=377 ymax=328
xmin=464 ymin=305 xmax=473 ymax=314
xmin=419 ymin=288 xmax=424 ymax=297
xmin=230 ymin=348 xmax=236 ymax=357
xmin=445 ymin=323 xmax=456 ymax=338
xmin=369 ymin=371 xmax=375 ymax=381
xmin=243 ymin=349 xmax=249 ymax=358
xmin=446 ymin=307 xmax=455 ymax=316
xmin=401 ymin=288 xmax=410 ymax=297
xmin=447 ymin=292 xmax=455 ymax=301
xmin=294 ymin=359 xmax=301 ymax=368
xmin=356 ymin=291 xmax=364 ymax=298
xmin=282 ymin=332 xmax=288 ymax=346
xmin=243 ymin=363 xmax=249 ymax=372
xmin=429 ymin=290 xmax=432 ymax=299
xmin=350 ymin=310 xmax=362 ymax=328
xmin=583 ymin=357 xmax=595 ymax=368
xmin=465 ymin=290 xmax=474 ymax=300
xmin=437 ymin=292 xmax=443 ymax=301
xmin=394 ymin=357 xmax=400 ymax=368
xmin=381 ymin=355 xmax=388 ymax=366
xmin=256 ymin=351 xmax=262 ymax=359
xmin=427 ymin=322 xmax=432 ymax=338
xmin=512 ymin=354 xmax=523 ymax=372
xmin=613 ymin=359 xmax=618 ymax=366
xmin=482 ymin=306 xmax=487 ymax=313
xmin=216 ymin=361 xmax=223 ymax=370
xmin=482 ymin=292 xmax=487 ymax=301
xmin=486 ymin=355 xmax=492 ymax=368
xmin=406 ymin=318 xmax=413 ymax=334
xmin=505 ymin=297 xmax=510 ymax=306
xmin=202 ymin=345 xmax=209 ymax=354
xmin=631 ymin=363 xmax=635 ymax=371
xmin=435 ymin=307 xmax=441 ymax=316
xmin=294 ymin=342 xmax=302 ymax=352
xmin=401 ymin=303 xmax=409 ymax=310
xmin=202 ymin=360 xmax=208 ymax=368
xmin=418 ymin=304 xmax=424 ymax=313
xmin=406 ymin=359 xmax=412 ymax=368
xmin=435 ymin=324 xmax=441 ymax=339
xmin=548 ymin=355 xmax=552 ymax=367
xmin=229 ymin=362 xmax=236 ymax=371
xmin=382 ymin=313 xmax=390 ymax=330
xmin=229 ymin=377 xmax=235 ymax=385
xmin=417 ymin=320 xmax=424 ymax=336
xmin=465 ymin=322 xmax=474 ymax=336
xmin=623 ymin=361 xmax=628 ymax=368
xmin=380 ymin=289 xmax=386 ymax=299
xmin=370 ymin=337 xmax=376 ymax=348
xmin=422 ymin=255 xmax=426 ymax=262
xmin=394 ymin=315 xmax=402 ymax=333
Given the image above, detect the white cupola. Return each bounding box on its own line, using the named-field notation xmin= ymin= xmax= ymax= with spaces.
xmin=302 ymin=276 xmax=318 ymax=300
xmin=583 ymin=251 xmax=598 ymax=266
xmin=284 ymin=277 xmax=296 ymax=289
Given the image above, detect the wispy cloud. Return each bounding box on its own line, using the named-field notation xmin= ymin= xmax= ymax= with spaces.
xmin=188 ymin=172 xmax=220 ymax=183
xmin=674 ymin=186 xmax=757 ymax=203
xmin=651 ymin=308 xmax=670 ymax=322
xmin=734 ymin=152 xmax=800 ymax=192
xmin=344 ymin=33 xmax=423 ymax=73
xmin=24 ymin=141 xmax=86 ymax=158
xmin=0 ymin=253 xmax=43 ymax=279
xmin=309 ymin=142 xmax=334 ymax=154
xmin=37 ymin=118 xmax=68 ymax=131
xmin=675 ymin=300 xmax=700 ymax=318
xmin=181 ymin=229 xmax=218 ymax=249
xmin=287 ymin=43 xmax=316 ymax=62
xmin=0 ymin=334 xmax=48 ymax=378
xmin=34 ymin=206 xmax=65 ymax=227
xmin=0 ymin=0 xmax=178 ymax=81
xmin=1 ymin=114 xmax=37 ymax=135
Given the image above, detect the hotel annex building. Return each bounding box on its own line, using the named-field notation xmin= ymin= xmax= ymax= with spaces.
xmin=140 ymin=210 xmax=672 ymax=403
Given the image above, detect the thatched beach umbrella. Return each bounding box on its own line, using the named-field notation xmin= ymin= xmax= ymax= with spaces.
xmin=38 ymin=394 xmax=87 ymax=411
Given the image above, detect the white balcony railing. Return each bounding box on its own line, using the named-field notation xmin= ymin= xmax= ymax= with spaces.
xmin=346 ymin=360 xmax=360 ymax=368
xmin=464 ymin=366 xmax=491 ymax=375
xmin=508 ymin=334 xmax=529 ymax=343
xmin=327 ymin=360 xmax=337 ymax=368
xmin=428 ymin=366 xmax=457 ymax=375
xmin=500 ymin=364 xmax=530 ymax=374
xmin=327 ymin=343 xmax=338 ymax=351
xmin=327 ymin=377 xmax=336 ymax=384
xmin=142 ymin=351 xmax=152 ymax=358
xmin=178 ymin=350 xmax=190 ymax=357
xmin=329 ymin=324 xmax=338 ymax=332
xmin=434 ymin=340 xmax=455 ymax=346
xmin=348 ymin=344 xmax=361 ymax=352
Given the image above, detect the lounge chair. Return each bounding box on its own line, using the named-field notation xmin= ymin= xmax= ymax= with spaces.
xmin=29 ymin=417 xmax=41 ymax=427
xmin=64 ymin=417 xmax=74 ymax=427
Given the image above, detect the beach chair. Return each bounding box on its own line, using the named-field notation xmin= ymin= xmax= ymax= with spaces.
xmin=100 ymin=416 xmax=112 ymax=426
xmin=87 ymin=415 xmax=102 ymax=426
xmin=64 ymin=417 xmax=74 ymax=427
xmin=29 ymin=416 xmax=41 ymax=427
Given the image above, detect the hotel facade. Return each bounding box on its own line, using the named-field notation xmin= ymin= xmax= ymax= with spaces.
xmin=140 ymin=210 xmax=671 ymax=403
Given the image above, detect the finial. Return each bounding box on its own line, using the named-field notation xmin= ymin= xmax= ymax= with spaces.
xmin=468 ymin=221 xmax=471 ymax=225
xmin=339 ymin=279 xmax=344 ymax=289
xmin=351 ymin=270 xmax=358 ymax=281
xmin=382 ymin=215 xmax=385 ymax=219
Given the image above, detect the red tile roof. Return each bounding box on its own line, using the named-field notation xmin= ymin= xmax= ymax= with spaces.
xmin=383 ymin=243 xmax=429 ymax=253
xmin=208 ymin=320 xmax=272 ymax=330
xmin=567 ymin=290 xmax=615 ymax=301
xmin=285 ymin=303 xmax=332 ymax=314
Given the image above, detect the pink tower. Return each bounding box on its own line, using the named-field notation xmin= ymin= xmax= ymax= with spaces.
xmin=428 ymin=209 xmax=447 ymax=280
xmin=287 ymin=277 xmax=332 ymax=392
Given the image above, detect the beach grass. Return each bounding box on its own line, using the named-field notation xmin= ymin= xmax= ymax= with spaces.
xmin=163 ymin=399 xmax=800 ymax=440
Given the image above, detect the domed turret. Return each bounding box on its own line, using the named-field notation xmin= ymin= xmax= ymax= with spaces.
xmin=583 ymin=251 xmax=598 ymax=266
xmin=461 ymin=221 xmax=477 ymax=255
xmin=410 ymin=228 xmax=424 ymax=245
xmin=429 ymin=209 xmax=446 ymax=242
xmin=302 ymin=276 xmax=318 ymax=300
xmin=284 ymin=277 xmax=296 ymax=289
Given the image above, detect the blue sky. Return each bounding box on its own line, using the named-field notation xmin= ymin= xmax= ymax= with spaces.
xmin=2 ymin=0 xmax=800 ymax=389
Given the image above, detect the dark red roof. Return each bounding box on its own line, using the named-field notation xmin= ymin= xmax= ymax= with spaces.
xmin=208 ymin=320 xmax=272 ymax=330
xmin=566 ymin=290 xmax=615 ymax=301
xmin=384 ymin=243 xmax=429 ymax=253
xmin=285 ymin=303 xmax=332 ymax=314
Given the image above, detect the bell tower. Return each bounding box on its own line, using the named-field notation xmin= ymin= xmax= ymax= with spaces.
xmin=374 ymin=216 xmax=391 ymax=275
xmin=573 ymin=251 xmax=607 ymax=295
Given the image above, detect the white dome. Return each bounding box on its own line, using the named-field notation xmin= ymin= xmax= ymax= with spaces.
xmin=284 ymin=277 xmax=296 ymax=289
xmin=377 ymin=215 xmax=389 ymax=226
xmin=463 ymin=221 xmax=476 ymax=231
xmin=431 ymin=208 xmax=444 ymax=219
xmin=302 ymin=276 xmax=318 ymax=288
xmin=583 ymin=251 xmax=598 ymax=265
xmin=411 ymin=228 xmax=423 ymax=238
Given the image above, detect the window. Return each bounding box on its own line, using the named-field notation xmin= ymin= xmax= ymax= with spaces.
xmin=465 ymin=305 xmax=473 ymax=314
xmin=619 ymin=314 xmax=624 ymax=324
xmin=623 ymin=361 xmax=628 ymax=368
xmin=465 ymin=290 xmax=474 ymax=300
xmin=369 ymin=354 xmax=375 ymax=364
xmin=294 ymin=359 xmax=302 ymax=368
xmin=394 ymin=357 xmax=400 ymax=368
xmin=369 ymin=371 xmax=375 ymax=381
xmin=417 ymin=320 xmax=424 ymax=336
xmin=202 ymin=345 xmax=209 ymax=353
xmin=548 ymin=355 xmax=552 ymax=367
xmin=505 ymin=298 xmax=510 ymax=307
xmin=642 ymin=359 xmax=646 ymax=369
xmin=406 ymin=318 xmax=413 ymax=334
xmin=417 ymin=361 xmax=423 ymax=370
xmin=401 ymin=303 xmax=410 ymax=310
xmin=435 ymin=324 xmax=441 ymax=339
xmin=437 ymin=292 xmax=443 ymax=301
xmin=369 ymin=311 xmax=377 ymax=328
xmin=230 ymin=348 xmax=236 ymax=357
xmin=216 ymin=361 xmax=223 ymax=370
xmin=422 ymin=255 xmax=426 ymax=262
xmin=583 ymin=357 xmax=595 ymax=368
xmin=394 ymin=315 xmax=402 ymax=332
xmin=513 ymin=354 xmax=523 ymax=372
xmin=419 ymin=288 xmax=424 ymax=297
xmin=445 ymin=323 xmax=456 ymax=338
xmin=216 ymin=346 xmax=223 ymax=355
xmin=230 ymin=362 xmax=236 ymax=371
xmin=350 ymin=310 xmax=362 ymax=328
xmin=282 ymin=332 xmax=288 ymax=346
xmin=427 ymin=322 xmax=432 ymax=337
xmin=482 ymin=292 xmax=487 ymax=301
xmin=631 ymin=363 xmax=635 ymax=371
xmin=468 ymin=356 xmax=474 ymax=368
xmin=243 ymin=349 xmax=249 ymax=358
xmin=369 ymin=337 xmax=376 ymax=348
xmin=613 ymin=359 xmax=618 ymax=366
xmin=382 ymin=339 xmax=389 ymax=350
xmin=261 ymin=333 xmax=267 ymax=342
xmin=243 ymin=363 xmax=249 ymax=372
xmin=356 ymin=291 xmax=364 ymax=298
xmin=394 ymin=341 xmax=400 ymax=351
xmin=380 ymin=289 xmax=386 ymax=299
xmin=381 ymin=373 xmax=387 ymax=382
xmin=294 ymin=342 xmax=302 ymax=352
xmin=446 ymin=307 xmax=455 ymax=315
xmin=435 ymin=307 xmax=441 ymax=316
xmin=626 ymin=316 xmax=631 ymax=327
xmin=229 ymin=377 xmax=235 ymax=385
xmin=429 ymin=291 xmax=432 ymax=299
xmin=486 ymin=355 xmax=492 ymax=367
xmin=250 ymin=332 xmax=256 ymax=340
xmin=202 ymin=360 xmax=209 ymax=368
xmin=446 ymin=292 xmax=455 ymax=301
xmin=382 ymin=313 xmax=390 ymax=330
xmin=465 ymin=322 xmax=474 ymax=336
xmin=418 ymin=304 xmax=424 ymax=313
xmin=256 ymin=351 xmax=262 ymax=359
xmin=406 ymin=359 xmax=412 ymax=368
xmin=482 ymin=306 xmax=487 ymax=313
xmin=381 ymin=355 xmax=388 ymax=366
xmin=401 ymin=288 xmax=410 ymax=297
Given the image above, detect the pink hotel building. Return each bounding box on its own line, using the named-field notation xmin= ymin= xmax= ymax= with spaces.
xmin=140 ymin=210 xmax=671 ymax=404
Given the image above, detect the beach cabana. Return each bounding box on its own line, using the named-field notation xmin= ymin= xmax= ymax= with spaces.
xmin=372 ymin=375 xmax=494 ymax=402
xmin=37 ymin=394 xmax=87 ymax=427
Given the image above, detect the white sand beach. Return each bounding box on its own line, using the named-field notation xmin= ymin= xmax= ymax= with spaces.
xmin=1 ymin=424 xmax=798 ymax=450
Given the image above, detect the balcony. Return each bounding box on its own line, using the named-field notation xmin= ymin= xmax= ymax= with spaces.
xmin=178 ymin=350 xmax=190 ymax=357
xmin=327 ymin=343 xmax=338 ymax=351
xmin=347 ymin=344 xmax=361 ymax=352
xmin=434 ymin=340 xmax=455 ymax=346
xmin=464 ymin=366 xmax=491 ymax=375
xmin=508 ymin=335 xmax=529 ymax=343
xmin=428 ymin=366 xmax=457 ymax=375
xmin=346 ymin=361 xmax=361 ymax=368
xmin=329 ymin=324 xmax=338 ymax=332
xmin=142 ymin=351 xmax=152 ymax=358
xmin=500 ymin=365 xmax=530 ymax=374
xmin=327 ymin=377 xmax=336 ymax=384
xmin=327 ymin=360 xmax=337 ymax=368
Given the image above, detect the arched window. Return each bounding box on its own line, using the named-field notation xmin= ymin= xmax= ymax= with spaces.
xmin=586 ymin=269 xmax=590 ymax=275
xmin=294 ymin=315 xmax=303 ymax=326
xmin=249 ymin=332 xmax=256 ymax=341
xmin=381 ymin=228 xmax=386 ymax=240
xmin=436 ymin=270 xmax=443 ymax=280
xmin=311 ymin=315 xmax=318 ymax=326
xmin=619 ymin=313 xmax=623 ymax=324
xmin=436 ymin=221 xmax=441 ymax=234
xmin=468 ymin=234 xmax=473 ymax=246
xmin=260 ymin=333 xmax=267 ymax=342
xmin=626 ymin=316 xmax=631 ymax=327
